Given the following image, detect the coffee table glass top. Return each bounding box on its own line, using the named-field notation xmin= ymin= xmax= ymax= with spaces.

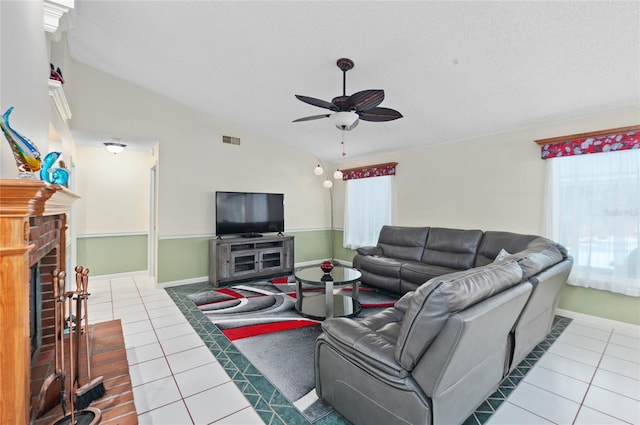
xmin=294 ymin=265 xmax=361 ymax=285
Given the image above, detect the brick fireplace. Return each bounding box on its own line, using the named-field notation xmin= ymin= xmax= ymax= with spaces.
xmin=28 ymin=215 xmax=65 ymax=358
xmin=0 ymin=179 xmax=79 ymax=425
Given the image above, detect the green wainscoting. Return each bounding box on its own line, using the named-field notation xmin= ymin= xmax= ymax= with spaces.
xmin=158 ymin=237 xmax=211 ymax=283
xmin=77 ymin=235 xmax=147 ymax=276
xmin=155 ymin=230 xmax=350 ymax=284
xmin=558 ymin=285 xmax=640 ymax=325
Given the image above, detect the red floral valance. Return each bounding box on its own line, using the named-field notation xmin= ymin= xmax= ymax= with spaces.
xmin=341 ymin=162 xmax=398 ymax=180
xmin=535 ymin=125 xmax=640 ymax=159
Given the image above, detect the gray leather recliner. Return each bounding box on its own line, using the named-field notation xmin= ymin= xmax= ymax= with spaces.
xmin=315 ymin=260 xmax=533 ymax=425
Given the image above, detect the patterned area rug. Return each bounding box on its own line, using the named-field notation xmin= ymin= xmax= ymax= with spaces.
xmin=187 ymin=279 xmax=397 ymax=423
xmin=166 ymin=279 xmax=572 ymax=425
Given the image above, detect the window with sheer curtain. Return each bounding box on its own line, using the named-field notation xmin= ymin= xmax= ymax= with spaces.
xmin=541 ymin=128 xmax=640 ymax=297
xmin=342 ymin=163 xmax=396 ymax=249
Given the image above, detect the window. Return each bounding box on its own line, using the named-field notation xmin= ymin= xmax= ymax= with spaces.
xmin=342 ymin=163 xmax=396 ymax=249
xmin=541 ymin=128 xmax=640 ymax=297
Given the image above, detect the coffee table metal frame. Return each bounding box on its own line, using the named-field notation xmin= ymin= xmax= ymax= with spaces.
xmin=294 ymin=265 xmax=362 ymax=320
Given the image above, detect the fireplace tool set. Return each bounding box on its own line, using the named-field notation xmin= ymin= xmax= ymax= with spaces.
xmin=32 ymin=268 xmax=104 ymax=424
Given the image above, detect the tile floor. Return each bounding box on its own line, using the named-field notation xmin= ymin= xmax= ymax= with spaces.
xmin=88 ymin=274 xmax=640 ymax=425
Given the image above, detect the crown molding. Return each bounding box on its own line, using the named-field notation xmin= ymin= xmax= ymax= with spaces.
xmin=44 ymin=0 xmax=75 ymax=41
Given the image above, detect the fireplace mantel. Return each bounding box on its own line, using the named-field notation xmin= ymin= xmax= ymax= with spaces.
xmin=0 ymin=178 xmax=80 ymax=425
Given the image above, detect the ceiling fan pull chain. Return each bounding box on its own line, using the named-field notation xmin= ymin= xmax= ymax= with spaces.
xmin=341 ymin=132 xmax=347 ymax=157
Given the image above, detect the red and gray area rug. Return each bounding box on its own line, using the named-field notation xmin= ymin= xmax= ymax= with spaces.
xmin=187 ymin=278 xmax=398 ymax=422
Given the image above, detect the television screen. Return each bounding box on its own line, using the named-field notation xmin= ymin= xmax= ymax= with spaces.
xmin=215 ymin=191 xmax=284 ymax=236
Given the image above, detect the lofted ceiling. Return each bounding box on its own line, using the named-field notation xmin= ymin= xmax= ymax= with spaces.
xmin=67 ymin=1 xmax=640 ymax=162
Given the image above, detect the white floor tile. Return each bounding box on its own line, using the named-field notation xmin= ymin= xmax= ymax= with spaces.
xmin=486 ymin=402 xmax=553 ymax=425
xmin=124 ymin=329 xmax=158 ymax=349
xmin=583 ymin=385 xmax=640 ymax=424
xmin=213 ymin=406 xmax=266 ymax=424
xmin=547 ymin=341 xmax=603 ymax=367
xmin=599 ymin=354 xmax=640 ymax=380
xmin=536 ymin=352 xmax=597 ymax=382
xmin=605 ymin=343 xmax=640 ymax=364
xmin=141 ymin=292 xmax=172 ymax=303
xmin=121 ymin=319 xmax=154 ymax=336
xmin=142 ymin=298 xmax=177 ymax=310
xmin=113 ymin=303 xmax=147 ymax=317
xmin=574 ymin=406 xmax=630 ymax=424
xmin=151 ymin=313 xmax=189 ymax=329
xmin=90 ymin=310 xmax=113 ymax=323
xmin=610 ymin=333 xmax=640 ymax=350
xmin=591 ymin=368 xmax=640 ymax=401
xmin=508 ymin=382 xmax=581 ymax=424
xmin=129 ymin=357 xmax=172 ymax=387
xmin=126 ymin=342 xmax=165 ymax=365
xmin=565 ymin=323 xmax=612 ymax=342
xmin=555 ymin=332 xmax=608 ymax=354
xmin=132 ymin=375 xmax=182 ymax=414
xmin=523 ymin=365 xmax=589 ymax=403
xmin=159 ymin=332 xmax=204 ymax=356
xmin=119 ymin=310 xmax=150 ymax=325
xmin=86 ymin=301 xmax=113 ymax=316
xmin=174 ymin=362 xmax=231 ymax=398
xmin=166 ymin=345 xmax=216 ymax=374
xmin=111 ymin=296 xmax=143 ymax=308
xmin=138 ymin=400 xmax=193 ymax=425
xmin=154 ymin=322 xmax=197 ymax=341
xmin=146 ymin=305 xmax=182 ymax=319
xmin=184 ymin=381 xmax=250 ymax=425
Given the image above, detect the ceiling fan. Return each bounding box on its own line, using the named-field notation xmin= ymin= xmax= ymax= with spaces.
xmin=293 ymin=58 xmax=403 ymax=131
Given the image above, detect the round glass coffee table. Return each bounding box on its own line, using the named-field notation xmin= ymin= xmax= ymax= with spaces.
xmin=294 ymin=265 xmax=362 ymax=320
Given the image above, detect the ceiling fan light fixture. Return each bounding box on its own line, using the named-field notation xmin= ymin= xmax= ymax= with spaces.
xmin=104 ymin=139 xmax=126 ymax=154
xmin=331 ymin=111 xmax=359 ymax=130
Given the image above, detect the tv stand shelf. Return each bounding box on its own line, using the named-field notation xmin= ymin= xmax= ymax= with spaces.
xmin=209 ymin=235 xmax=294 ymax=286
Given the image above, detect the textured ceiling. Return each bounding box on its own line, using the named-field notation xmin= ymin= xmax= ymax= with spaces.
xmin=67 ymin=1 xmax=640 ymax=161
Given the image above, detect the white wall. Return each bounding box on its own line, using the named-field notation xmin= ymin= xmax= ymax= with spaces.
xmin=74 ymin=145 xmax=150 ymax=235
xmin=0 ymin=1 xmax=50 ymax=178
xmin=65 ymin=61 xmax=330 ymax=238
xmin=337 ymin=107 xmax=640 ymax=235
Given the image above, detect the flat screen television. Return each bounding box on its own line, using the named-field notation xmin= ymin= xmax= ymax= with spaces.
xmin=215 ymin=191 xmax=284 ymax=237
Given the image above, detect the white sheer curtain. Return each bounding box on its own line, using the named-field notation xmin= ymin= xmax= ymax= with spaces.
xmin=544 ymin=149 xmax=640 ymax=296
xmin=343 ymin=175 xmax=394 ymax=249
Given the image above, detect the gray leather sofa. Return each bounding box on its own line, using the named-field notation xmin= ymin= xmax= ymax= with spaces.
xmin=315 ymin=226 xmax=572 ymax=425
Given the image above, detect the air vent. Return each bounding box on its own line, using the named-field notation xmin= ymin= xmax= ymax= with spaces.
xmin=222 ymin=135 xmax=240 ymax=145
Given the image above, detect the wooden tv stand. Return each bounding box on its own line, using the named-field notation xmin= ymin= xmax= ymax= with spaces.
xmin=209 ymin=235 xmax=294 ymax=286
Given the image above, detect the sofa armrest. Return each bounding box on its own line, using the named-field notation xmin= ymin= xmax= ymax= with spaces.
xmin=320 ymin=315 xmax=407 ymax=378
xmin=356 ymin=245 xmax=381 ymax=256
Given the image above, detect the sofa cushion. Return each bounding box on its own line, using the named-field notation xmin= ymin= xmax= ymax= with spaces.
xmin=377 ymin=226 xmax=430 ymax=262
xmin=394 ymin=260 xmax=524 ymax=371
xmin=421 ymin=228 xmax=484 ymax=269
xmin=400 ymin=261 xmax=459 ymax=285
xmin=500 ymin=241 xmax=567 ymax=280
xmin=358 ymin=255 xmax=403 ymax=278
xmin=321 ymin=306 xmax=408 ymax=377
xmin=474 ymin=231 xmax=541 ymax=267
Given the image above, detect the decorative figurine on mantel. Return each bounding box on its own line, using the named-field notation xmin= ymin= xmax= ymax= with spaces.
xmin=40 ymin=151 xmax=69 ymax=186
xmin=0 ymin=106 xmax=42 ymax=179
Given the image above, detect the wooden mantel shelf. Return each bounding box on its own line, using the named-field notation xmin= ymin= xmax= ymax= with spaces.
xmin=0 ymin=178 xmax=80 ymax=425
xmin=0 ymin=178 xmax=80 ymax=217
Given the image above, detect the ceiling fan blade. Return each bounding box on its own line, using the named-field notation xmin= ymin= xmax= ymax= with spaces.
xmin=295 ymin=95 xmax=339 ymax=111
xmin=346 ymin=90 xmax=385 ymax=112
xmin=292 ymin=114 xmax=331 ymax=122
xmin=358 ymin=107 xmax=403 ymax=122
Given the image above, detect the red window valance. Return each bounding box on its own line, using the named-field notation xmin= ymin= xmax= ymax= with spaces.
xmin=535 ymin=125 xmax=640 ymax=159
xmin=340 ymin=162 xmax=398 ymax=180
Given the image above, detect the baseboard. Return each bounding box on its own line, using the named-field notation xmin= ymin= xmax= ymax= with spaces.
xmin=556 ymin=308 xmax=639 ymax=332
xmin=91 ymin=270 xmax=148 ymax=280
xmin=158 ymin=276 xmax=209 ymax=289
